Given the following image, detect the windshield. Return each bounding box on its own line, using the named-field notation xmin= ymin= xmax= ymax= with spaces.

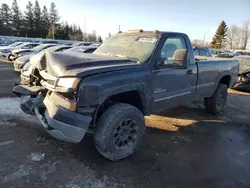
xmin=33 ymin=44 xmax=55 ymax=52
xmin=36 ymin=46 xmax=59 ymax=55
xmin=9 ymin=42 xmax=22 ymax=47
xmin=94 ymin=34 xmax=158 ymax=63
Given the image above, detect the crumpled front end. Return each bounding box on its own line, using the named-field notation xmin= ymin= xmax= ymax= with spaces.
xmin=13 ymin=69 xmax=94 ymax=143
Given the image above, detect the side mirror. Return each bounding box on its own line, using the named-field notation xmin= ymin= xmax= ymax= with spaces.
xmin=171 ymin=49 xmax=188 ymax=67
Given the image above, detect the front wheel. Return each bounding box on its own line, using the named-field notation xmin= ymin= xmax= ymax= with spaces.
xmin=204 ymin=83 xmax=228 ymax=115
xmin=7 ymin=54 xmax=13 ymax=61
xmin=93 ymin=103 xmax=145 ymax=161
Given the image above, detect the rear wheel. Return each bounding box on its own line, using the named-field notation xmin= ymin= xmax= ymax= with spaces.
xmin=204 ymin=83 xmax=227 ymax=115
xmin=93 ymin=103 xmax=145 ymax=161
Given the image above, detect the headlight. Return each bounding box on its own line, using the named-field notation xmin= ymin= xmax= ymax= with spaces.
xmin=22 ymin=62 xmax=30 ymax=72
xmin=57 ymin=77 xmax=80 ymax=89
xmin=246 ymin=73 xmax=250 ymax=78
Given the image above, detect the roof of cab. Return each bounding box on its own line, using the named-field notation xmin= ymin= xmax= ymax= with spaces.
xmin=117 ymin=30 xmax=187 ymax=37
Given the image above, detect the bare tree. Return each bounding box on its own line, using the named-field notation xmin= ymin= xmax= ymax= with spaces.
xmin=242 ymin=20 xmax=250 ymax=49
xmin=227 ymin=25 xmax=242 ymax=49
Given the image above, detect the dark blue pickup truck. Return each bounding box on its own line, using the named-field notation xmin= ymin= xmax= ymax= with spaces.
xmin=13 ymin=30 xmax=239 ymax=161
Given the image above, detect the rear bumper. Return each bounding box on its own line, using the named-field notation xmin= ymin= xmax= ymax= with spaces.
xmin=36 ymin=94 xmax=92 ymax=143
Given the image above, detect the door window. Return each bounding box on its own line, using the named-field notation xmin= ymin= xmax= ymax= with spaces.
xmin=160 ymin=37 xmax=187 ymax=66
xmin=22 ymin=44 xmax=32 ymax=49
xmin=199 ymin=49 xmax=207 ymax=56
xmin=194 ymin=49 xmax=199 ymax=56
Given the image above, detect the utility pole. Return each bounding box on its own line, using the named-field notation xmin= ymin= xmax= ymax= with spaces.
xmin=203 ymin=29 xmax=210 ymax=47
xmin=84 ymin=18 xmax=86 ymax=33
xmin=52 ymin=24 xmax=55 ymax=39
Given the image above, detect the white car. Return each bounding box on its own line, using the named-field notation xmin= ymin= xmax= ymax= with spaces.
xmin=8 ymin=42 xmax=41 ymax=61
xmin=0 ymin=42 xmax=23 ymax=59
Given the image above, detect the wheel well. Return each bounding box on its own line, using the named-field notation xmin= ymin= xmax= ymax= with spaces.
xmin=219 ymin=75 xmax=231 ymax=87
xmin=94 ymin=91 xmax=146 ymax=124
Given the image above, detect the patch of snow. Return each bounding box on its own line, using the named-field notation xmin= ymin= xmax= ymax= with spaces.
xmin=27 ymin=153 xmax=45 ymax=162
xmin=0 ymin=97 xmax=24 ymax=117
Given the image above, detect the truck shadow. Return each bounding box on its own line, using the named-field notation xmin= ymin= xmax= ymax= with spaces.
xmin=70 ymin=90 xmax=250 ymax=164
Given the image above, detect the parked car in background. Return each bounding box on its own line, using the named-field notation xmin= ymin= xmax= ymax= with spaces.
xmin=40 ymin=40 xmax=59 ymax=44
xmin=9 ymin=43 xmax=57 ymax=61
xmin=71 ymin=42 xmax=93 ymax=47
xmin=8 ymin=42 xmax=41 ymax=61
xmin=0 ymin=42 xmax=23 ymax=48
xmin=14 ymin=45 xmax=71 ymax=72
xmin=218 ymin=50 xmax=235 ymax=58
xmin=193 ymin=47 xmax=212 ymax=57
xmin=13 ymin=30 xmax=239 ymax=161
xmin=232 ymin=56 xmax=250 ymax=91
xmin=65 ymin=46 xmax=98 ymax=53
xmin=0 ymin=42 xmax=25 ymax=59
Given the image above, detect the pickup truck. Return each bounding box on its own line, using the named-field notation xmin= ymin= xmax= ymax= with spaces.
xmin=13 ymin=30 xmax=239 ymax=161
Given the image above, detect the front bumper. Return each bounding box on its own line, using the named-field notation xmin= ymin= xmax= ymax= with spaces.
xmin=35 ymin=95 xmax=92 ymax=143
xmin=14 ymin=84 xmax=93 ymax=143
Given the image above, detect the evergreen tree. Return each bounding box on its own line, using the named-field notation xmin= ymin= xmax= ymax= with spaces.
xmin=0 ymin=15 xmax=3 ymax=34
xmin=57 ymin=22 xmax=70 ymax=40
xmin=97 ymin=35 xmax=103 ymax=43
xmin=49 ymin=2 xmax=60 ymax=39
xmin=33 ymin=0 xmax=42 ymax=37
xmin=41 ymin=5 xmax=50 ymax=38
xmin=11 ymin=0 xmax=22 ymax=36
xmin=64 ymin=22 xmax=70 ymax=40
xmin=0 ymin=3 xmax=12 ymax=35
xmin=68 ymin=24 xmax=83 ymax=41
xmin=23 ymin=1 xmax=34 ymax=37
xmin=211 ymin=20 xmax=228 ymax=49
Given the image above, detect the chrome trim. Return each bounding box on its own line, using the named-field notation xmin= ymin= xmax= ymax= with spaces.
xmin=154 ymin=91 xmax=191 ymax=102
xmin=197 ymin=82 xmax=214 ymax=88
xmin=154 ymin=89 xmax=166 ymax=94
xmin=40 ymin=70 xmax=57 ymax=81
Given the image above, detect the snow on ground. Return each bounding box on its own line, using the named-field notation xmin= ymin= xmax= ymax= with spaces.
xmin=0 ymin=97 xmax=24 ymax=117
xmin=0 ymin=97 xmax=36 ymax=124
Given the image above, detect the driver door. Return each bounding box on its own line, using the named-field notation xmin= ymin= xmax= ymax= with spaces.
xmin=151 ymin=34 xmax=197 ymax=112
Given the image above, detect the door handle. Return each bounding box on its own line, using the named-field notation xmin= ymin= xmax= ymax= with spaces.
xmin=187 ymin=69 xmax=193 ymax=75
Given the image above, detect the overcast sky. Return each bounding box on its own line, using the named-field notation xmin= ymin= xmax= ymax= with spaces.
xmin=1 ymin=0 xmax=250 ymax=42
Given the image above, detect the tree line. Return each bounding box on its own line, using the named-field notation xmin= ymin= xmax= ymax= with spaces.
xmin=0 ymin=0 xmax=103 ymax=42
xmin=193 ymin=20 xmax=250 ymax=50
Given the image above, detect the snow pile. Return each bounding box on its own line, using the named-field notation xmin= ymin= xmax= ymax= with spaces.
xmin=0 ymin=97 xmax=24 ymax=117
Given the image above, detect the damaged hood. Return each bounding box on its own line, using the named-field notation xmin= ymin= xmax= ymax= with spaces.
xmin=15 ymin=54 xmax=33 ymax=64
xmin=30 ymin=52 xmax=142 ymax=77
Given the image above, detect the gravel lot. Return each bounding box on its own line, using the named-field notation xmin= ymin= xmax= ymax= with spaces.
xmin=1 ymin=59 xmax=250 ymax=188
